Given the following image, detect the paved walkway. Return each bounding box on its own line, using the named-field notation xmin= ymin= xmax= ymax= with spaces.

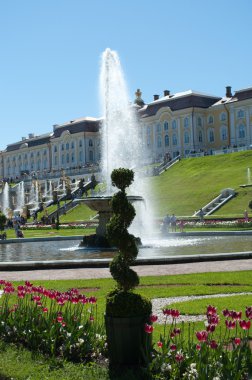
xmin=0 ymin=258 xmax=252 ymax=281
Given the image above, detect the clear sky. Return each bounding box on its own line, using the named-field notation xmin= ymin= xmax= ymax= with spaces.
xmin=0 ymin=0 xmax=251 ymax=150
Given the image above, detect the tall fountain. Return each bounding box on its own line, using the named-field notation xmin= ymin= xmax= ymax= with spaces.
xmin=16 ymin=181 xmax=25 ymax=213
xmin=79 ymin=48 xmax=152 ymax=246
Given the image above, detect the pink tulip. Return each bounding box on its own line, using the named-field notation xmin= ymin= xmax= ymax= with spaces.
xmin=234 ymin=337 xmax=241 ymax=346
xmin=209 ymin=340 xmax=218 ymax=349
xmin=175 ymin=353 xmax=184 ymax=362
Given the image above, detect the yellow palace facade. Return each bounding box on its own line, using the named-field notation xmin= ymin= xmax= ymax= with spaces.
xmin=136 ymin=86 xmax=252 ymax=161
xmin=1 ymin=85 xmax=252 ymax=179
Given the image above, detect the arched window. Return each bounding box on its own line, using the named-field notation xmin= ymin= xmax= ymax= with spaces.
xmin=89 ymin=139 xmax=93 ymax=147
xmin=37 ymin=160 xmax=41 ymax=170
xmin=37 ymin=151 xmax=40 ymax=157
xmin=172 ymin=120 xmax=177 ymax=129
xmin=54 ymin=146 xmax=57 ymax=153
xmin=61 ymin=155 xmax=65 ymax=164
xmin=208 ymin=128 xmax=215 ymax=142
xmin=220 ymin=112 xmax=227 ymax=122
xmin=71 ymin=153 xmax=75 ymax=162
xmin=30 ymin=152 xmax=34 ymax=158
xmin=43 ymin=159 xmax=47 ymax=169
xmin=66 ymin=153 xmax=70 ymax=164
xmin=54 ymin=156 xmax=57 ymax=165
xmin=208 ymin=115 xmax=214 ymax=124
xmin=237 ymin=109 xmax=245 ymax=118
xmin=79 ymin=151 xmax=83 ymax=162
xmin=71 ymin=141 xmax=75 ymax=149
xmin=220 ymin=126 xmax=228 ymax=141
xmin=172 ymin=133 xmax=177 ymax=145
xmin=197 ymin=117 xmax=202 ymax=127
xmin=165 ymin=135 xmax=169 ymax=146
xmin=198 ymin=130 xmax=203 ymax=143
xmin=61 ymin=144 xmax=64 ymax=151
xmin=156 ymin=123 xmax=161 ymax=133
xmin=184 ymin=131 xmax=190 ymax=144
xmin=238 ymin=124 xmax=246 ymax=138
xmin=184 ymin=117 xmax=189 ymax=128
xmin=89 ymin=150 xmax=93 ymax=162
xmin=157 ymin=135 xmax=162 ymax=148
xmin=79 ymin=140 xmax=82 ymax=147
xmin=43 ymin=150 xmax=47 ymax=156
xmin=66 ymin=143 xmax=69 ymax=150
xmin=164 ymin=121 xmax=169 ymax=131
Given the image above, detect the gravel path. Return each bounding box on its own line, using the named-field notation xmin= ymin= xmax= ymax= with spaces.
xmin=152 ymin=292 xmax=252 ymax=324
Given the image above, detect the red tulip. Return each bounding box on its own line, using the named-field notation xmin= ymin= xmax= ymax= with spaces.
xmin=150 ymin=314 xmax=158 ymax=323
xmin=196 ymin=330 xmax=208 ymax=342
xmin=207 ymin=305 xmax=217 ymax=315
xmin=157 ymin=341 xmax=163 ymax=348
xmin=144 ymin=323 xmax=153 ymax=334
xmin=175 ymin=353 xmax=184 ymax=362
xmin=170 ymin=344 xmax=177 ymax=351
xmin=239 ymin=320 xmax=251 ymax=330
xmin=225 ymin=320 xmax=236 ymax=329
xmin=209 ymin=340 xmax=218 ymax=349
xmin=171 ymin=309 xmax=180 ymax=319
xmin=234 ymin=337 xmax=241 ymax=346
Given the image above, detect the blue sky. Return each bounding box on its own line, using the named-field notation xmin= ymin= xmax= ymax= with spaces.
xmin=0 ymin=0 xmax=251 ymax=150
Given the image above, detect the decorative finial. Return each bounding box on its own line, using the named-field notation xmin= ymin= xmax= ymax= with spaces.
xmin=134 ymin=89 xmax=145 ymax=107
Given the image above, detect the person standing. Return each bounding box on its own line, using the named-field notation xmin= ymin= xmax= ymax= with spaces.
xmin=170 ymin=214 xmax=177 ymax=232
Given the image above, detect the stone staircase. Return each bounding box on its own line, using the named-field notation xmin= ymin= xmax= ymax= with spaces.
xmin=153 ymin=155 xmax=181 ymax=176
xmin=193 ymin=188 xmax=236 ymax=217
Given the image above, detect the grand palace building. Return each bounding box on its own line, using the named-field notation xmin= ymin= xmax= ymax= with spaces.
xmin=1 ymin=85 xmax=252 ymax=180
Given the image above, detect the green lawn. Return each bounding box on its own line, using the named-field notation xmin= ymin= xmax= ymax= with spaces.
xmin=1 ymin=271 xmax=252 ymax=379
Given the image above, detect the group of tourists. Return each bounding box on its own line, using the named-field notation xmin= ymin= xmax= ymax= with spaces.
xmin=161 ymin=213 xmax=178 ymax=234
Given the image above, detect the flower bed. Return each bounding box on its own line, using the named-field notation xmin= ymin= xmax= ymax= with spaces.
xmin=148 ymin=305 xmax=252 ymax=379
xmin=20 ymin=222 xmax=98 ymax=231
xmin=0 ymin=280 xmax=105 ymax=363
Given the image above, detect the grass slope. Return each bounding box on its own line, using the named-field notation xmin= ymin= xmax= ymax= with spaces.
xmin=145 ymin=150 xmax=252 ymax=217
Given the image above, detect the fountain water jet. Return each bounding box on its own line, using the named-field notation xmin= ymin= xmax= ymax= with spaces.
xmin=79 ymin=48 xmax=153 ymax=246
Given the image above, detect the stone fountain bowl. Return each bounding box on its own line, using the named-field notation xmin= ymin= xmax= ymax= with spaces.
xmin=76 ymin=195 xmax=144 ymax=212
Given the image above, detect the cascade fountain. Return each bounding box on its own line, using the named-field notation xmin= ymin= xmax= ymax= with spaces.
xmin=15 ymin=181 xmax=25 ymax=213
xmin=2 ymin=183 xmax=10 ymax=217
xmin=79 ymin=48 xmax=152 ymax=247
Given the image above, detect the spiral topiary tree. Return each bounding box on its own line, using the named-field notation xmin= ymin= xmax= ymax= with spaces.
xmin=106 ymin=168 xmax=139 ymax=291
xmin=106 ymin=168 xmax=152 ymax=317
xmin=105 ymin=168 xmax=152 ymax=365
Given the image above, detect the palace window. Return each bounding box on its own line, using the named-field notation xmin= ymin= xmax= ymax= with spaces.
xmin=184 ymin=117 xmax=189 ymax=128
xmin=197 ymin=117 xmax=202 ymax=127
xmin=208 ymin=115 xmax=214 ymax=124
xmin=165 ymin=135 xmax=169 ymax=146
xmin=71 ymin=153 xmax=75 ymax=162
xmin=220 ymin=112 xmax=227 ymax=122
xmin=208 ymin=128 xmax=215 ymax=142
xmin=198 ymin=130 xmax=203 ymax=143
xmin=71 ymin=141 xmax=75 ymax=149
xmin=238 ymin=124 xmax=246 ymax=139
xmin=157 ymin=135 xmax=162 ymax=148
xmin=237 ymin=109 xmax=245 ymax=118
xmin=184 ymin=131 xmax=190 ymax=144
xmin=172 ymin=133 xmax=177 ymax=145
xmin=61 ymin=144 xmax=64 ymax=151
xmin=66 ymin=153 xmax=70 ymax=164
xmin=54 ymin=146 xmax=57 ymax=153
xmin=221 ymin=126 xmax=228 ymax=141
xmin=66 ymin=143 xmax=69 ymax=150
xmin=172 ymin=120 xmax=177 ymax=129
xmin=79 ymin=151 xmax=83 ymax=162
xmin=89 ymin=139 xmax=93 ymax=147
xmin=79 ymin=140 xmax=83 ymax=147
xmin=164 ymin=121 xmax=169 ymax=131
xmin=156 ymin=123 xmax=161 ymax=133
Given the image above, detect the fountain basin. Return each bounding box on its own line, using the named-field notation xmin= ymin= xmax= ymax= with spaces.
xmin=75 ymin=195 xmax=144 ymax=247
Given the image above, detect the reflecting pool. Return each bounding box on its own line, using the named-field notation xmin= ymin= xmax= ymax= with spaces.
xmin=0 ymin=235 xmax=251 ymax=262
